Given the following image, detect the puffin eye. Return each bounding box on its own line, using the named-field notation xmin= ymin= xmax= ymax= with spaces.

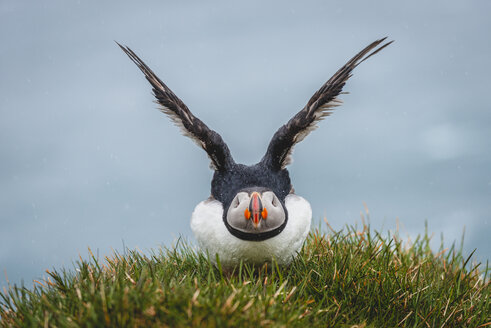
xmin=272 ymin=195 xmax=279 ymax=207
xmin=233 ymin=196 xmax=240 ymax=208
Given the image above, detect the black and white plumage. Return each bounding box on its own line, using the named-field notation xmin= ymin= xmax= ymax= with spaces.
xmin=118 ymin=38 xmax=392 ymax=266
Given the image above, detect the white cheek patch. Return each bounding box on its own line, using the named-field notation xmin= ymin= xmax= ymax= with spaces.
xmin=227 ymin=192 xmax=250 ymax=230
xmin=260 ymin=191 xmax=285 ymax=228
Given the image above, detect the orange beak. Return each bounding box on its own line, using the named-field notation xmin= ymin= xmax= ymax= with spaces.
xmin=244 ymin=192 xmax=268 ymax=228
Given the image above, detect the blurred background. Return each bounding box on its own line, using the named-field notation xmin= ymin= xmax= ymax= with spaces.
xmin=1 ymin=1 xmax=490 ymax=288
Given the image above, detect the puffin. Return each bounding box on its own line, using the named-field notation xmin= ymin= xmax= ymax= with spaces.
xmin=118 ymin=38 xmax=392 ymax=266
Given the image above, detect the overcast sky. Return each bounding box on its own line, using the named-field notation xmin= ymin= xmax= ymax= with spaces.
xmin=1 ymin=1 xmax=490 ymax=288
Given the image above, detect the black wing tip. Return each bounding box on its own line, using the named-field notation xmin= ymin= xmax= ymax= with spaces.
xmin=372 ymin=37 xmax=395 ymax=54
xmin=373 ymin=36 xmax=394 ymax=47
xmin=115 ymin=41 xmax=131 ymax=54
xmin=115 ymin=41 xmax=144 ymax=69
xmin=116 ymin=42 xmax=159 ymax=86
xmin=358 ymin=37 xmax=394 ymax=65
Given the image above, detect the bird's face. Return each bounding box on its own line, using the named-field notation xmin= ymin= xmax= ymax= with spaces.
xmin=226 ymin=189 xmax=286 ymax=236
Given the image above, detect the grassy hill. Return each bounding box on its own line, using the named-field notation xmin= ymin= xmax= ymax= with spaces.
xmin=1 ymin=225 xmax=489 ymax=327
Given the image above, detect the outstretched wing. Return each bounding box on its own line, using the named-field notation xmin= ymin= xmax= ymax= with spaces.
xmin=118 ymin=43 xmax=234 ymax=171
xmin=261 ymin=38 xmax=393 ymax=170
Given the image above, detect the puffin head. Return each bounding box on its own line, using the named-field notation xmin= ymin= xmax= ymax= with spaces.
xmin=224 ymin=187 xmax=288 ymax=241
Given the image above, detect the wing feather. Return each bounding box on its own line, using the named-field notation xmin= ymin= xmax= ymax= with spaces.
xmin=118 ymin=43 xmax=234 ymax=171
xmin=261 ymin=38 xmax=393 ymax=170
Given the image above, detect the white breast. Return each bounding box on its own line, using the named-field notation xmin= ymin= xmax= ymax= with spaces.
xmin=190 ymin=194 xmax=312 ymax=267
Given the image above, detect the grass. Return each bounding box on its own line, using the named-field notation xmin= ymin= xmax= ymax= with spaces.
xmin=1 ymin=224 xmax=489 ymax=327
